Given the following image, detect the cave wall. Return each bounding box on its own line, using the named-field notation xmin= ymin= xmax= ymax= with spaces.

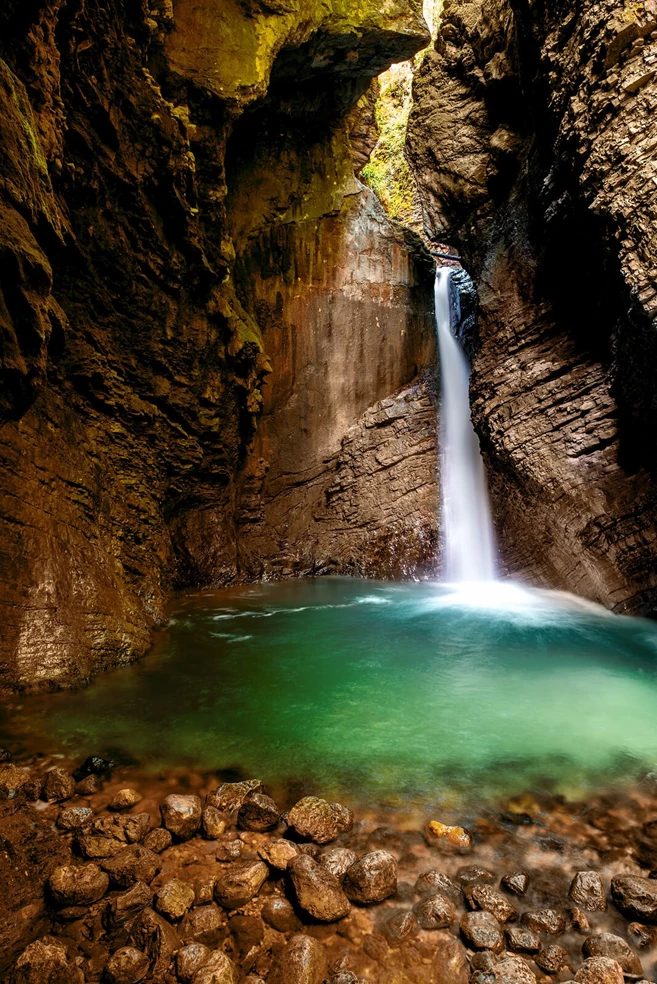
xmin=407 ymin=0 xmax=657 ymax=614
xmin=0 ymin=0 xmax=434 ymax=690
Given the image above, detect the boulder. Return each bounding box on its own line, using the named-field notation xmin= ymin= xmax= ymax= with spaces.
xmin=49 ymin=863 xmax=109 ymax=906
xmin=161 ymin=794 xmax=202 ymax=840
xmin=288 ymin=855 xmax=350 ymax=921
xmin=343 ymin=851 xmax=397 ymax=904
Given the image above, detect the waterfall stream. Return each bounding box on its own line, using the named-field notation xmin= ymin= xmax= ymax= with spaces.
xmin=435 ymin=267 xmax=497 ymax=582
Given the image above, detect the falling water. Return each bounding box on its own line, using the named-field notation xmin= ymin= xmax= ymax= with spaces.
xmin=435 ymin=267 xmax=497 ymax=582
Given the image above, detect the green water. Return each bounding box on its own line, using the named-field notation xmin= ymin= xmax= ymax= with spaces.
xmin=3 ymin=578 xmax=657 ymax=807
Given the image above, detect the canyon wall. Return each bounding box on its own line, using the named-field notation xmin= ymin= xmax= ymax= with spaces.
xmin=0 ymin=0 xmax=435 ymax=691
xmin=407 ymin=0 xmax=657 ymax=614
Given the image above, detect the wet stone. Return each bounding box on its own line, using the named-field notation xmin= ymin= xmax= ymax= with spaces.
xmin=502 ymin=872 xmax=530 ymax=896
xmin=205 ymin=781 xmax=262 ymax=816
xmin=343 ymin=851 xmax=397 ymax=904
xmin=261 ymin=895 xmax=302 ymax=933
xmin=413 ymin=893 xmax=456 ymax=929
xmin=110 ymin=789 xmax=143 ymax=811
xmin=180 ymin=904 xmax=224 ymax=947
xmin=0 ymin=764 xmax=31 ymax=796
xmin=193 ymin=875 xmax=217 ymax=906
xmin=214 ymin=860 xmax=268 ymax=909
xmin=49 ymin=863 xmax=109 ymax=906
xmin=627 ymin=923 xmax=657 ymax=948
xmin=575 ymin=957 xmax=625 ymax=984
xmin=143 ymin=827 xmax=172 ymax=853
xmin=318 ymin=847 xmax=357 ymax=879
xmin=176 ymin=943 xmax=211 ymax=983
xmin=467 ymin=884 xmax=518 ymax=922
xmin=216 ymin=837 xmax=243 ymax=862
xmin=43 ymin=768 xmax=75 ymax=802
xmin=104 ymin=946 xmax=150 ymax=984
xmin=155 ymin=877 xmax=195 ymax=921
xmin=10 ymin=937 xmax=84 ymax=984
xmin=415 ymin=869 xmax=464 ymax=903
xmin=286 ymin=796 xmax=353 ymax=844
xmin=505 ymin=926 xmax=542 ymax=954
xmin=426 ymin=822 xmax=472 ymax=850
xmin=383 ymin=910 xmax=418 ymax=945
xmin=458 ymin=866 xmax=495 ymax=885
xmin=268 ymin=933 xmax=328 ymax=984
xmin=493 ymin=955 xmax=537 ymax=984
xmin=105 ymin=881 xmax=153 ymax=929
xmin=238 ymin=792 xmax=280 ymax=832
xmin=129 ymin=908 xmax=179 ymax=977
xmin=611 ymin=877 xmax=657 ymax=922
xmin=101 ymin=845 xmax=161 ymax=887
xmin=193 ymin=951 xmax=235 ymax=984
xmin=570 ymin=872 xmax=607 ymax=911
xmin=288 ymin=855 xmax=350 ymax=922
xmin=73 ymin=755 xmax=114 ymax=781
xmin=259 ymin=838 xmax=299 ymax=871
xmin=160 ymin=794 xmax=202 ymax=840
xmin=536 ymin=944 xmax=570 ymax=974
xmin=570 ymin=907 xmax=591 ymax=933
xmin=202 ymin=806 xmax=227 ymax=840
xmin=76 ymin=775 xmax=100 ymax=796
xmin=521 ymin=909 xmax=567 ymax=935
xmin=460 ymin=910 xmax=504 ymax=952
xmin=582 ymin=934 xmax=643 ymax=977
xmin=57 ymin=807 xmax=92 ymax=831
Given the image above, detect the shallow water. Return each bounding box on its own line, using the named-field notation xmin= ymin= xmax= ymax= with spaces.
xmin=3 ymin=578 xmax=657 ymax=809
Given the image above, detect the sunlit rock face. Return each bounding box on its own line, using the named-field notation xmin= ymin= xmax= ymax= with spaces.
xmin=0 ymin=0 xmax=433 ymax=689
xmin=407 ymin=0 xmax=657 ymax=615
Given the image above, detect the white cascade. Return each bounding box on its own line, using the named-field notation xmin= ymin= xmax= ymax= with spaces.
xmin=434 ymin=267 xmax=497 ymax=582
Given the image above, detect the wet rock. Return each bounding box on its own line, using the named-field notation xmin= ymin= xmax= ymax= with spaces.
xmin=493 ymin=955 xmax=537 ymax=984
xmin=458 ymin=866 xmax=495 ymax=885
xmin=176 ymin=943 xmax=211 ymax=983
xmin=238 ymin=792 xmax=280 ymax=832
xmin=575 ymin=958 xmax=625 ymax=984
xmin=77 ymin=830 xmax=120 ymax=859
xmin=582 ymin=934 xmax=643 ymax=977
xmin=433 ymin=939 xmax=470 ymax=984
xmin=76 ymin=775 xmax=100 ymax=795
xmin=268 ymin=933 xmax=328 ymax=984
xmin=460 ymin=911 xmax=504 ymax=952
xmin=216 ymin=837 xmax=243 ymax=862
xmin=611 ymin=877 xmax=657 ymax=922
xmin=383 ymin=910 xmax=418 ymax=945
xmin=110 ymin=789 xmax=143 ymax=811
xmin=214 ymin=860 xmax=268 ymax=909
xmin=259 ymin=838 xmax=299 ymax=871
xmin=102 ymin=845 xmax=161 ymax=887
xmin=0 ymin=764 xmax=32 ymax=797
xmin=73 ymin=756 xmax=114 ymax=781
xmin=318 ymin=847 xmax=357 ymax=879
xmin=502 ymin=872 xmax=530 ymax=897
xmin=130 ymin=907 xmax=179 ymax=977
xmin=286 ymin=797 xmax=354 ymax=844
xmin=105 ymin=881 xmax=153 ymax=929
xmin=570 ymin=872 xmax=607 ymax=911
xmin=43 ymin=768 xmax=75 ymax=802
xmin=49 ymin=862 xmax=109 ymax=906
xmin=627 ymin=923 xmax=657 ymax=949
xmin=343 ymin=851 xmax=397 ymax=904
xmin=155 ymin=877 xmax=195 ymax=921
xmin=193 ymin=950 xmax=235 ymax=984
xmin=288 ymin=855 xmax=350 ymax=921
xmin=202 ymin=807 xmax=227 ymax=840
xmin=472 ymin=952 xmax=497 ymax=972
xmin=161 ymin=794 xmax=202 ymax=840
xmin=104 ymin=946 xmax=150 ymax=984
xmin=10 ymin=937 xmax=84 ymax=984
xmin=57 ymin=807 xmax=92 ymax=831
xmin=143 ymin=827 xmax=172 ymax=853
xmin=205 ymin=781 xmax=262 ymax=815
xmin=570 ymin=907 xmax=591 ymax=933
xmin=505 ymin=926 xmax=542 ymax=953
xmin=536 ymin=944 xmax=569 ymax=973
xmin=521 ymin=909 xmax=567 ymax=935
xmin=180 ymin=904 xmax=225 ymax=947
xmin=413 ymin=893 xmax=456 ymax=929
xmin=261 ymin=895 xmax=302 ymax=933
xmin=426 ymin=821 xmax=472 ymax=850
xmin=415 ymin=869 xmax=464 ymax=902
xmin=467 ymin=884 xmax=518 ymax=922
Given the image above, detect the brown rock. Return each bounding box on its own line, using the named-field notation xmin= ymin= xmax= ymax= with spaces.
xmin=343 ymin=851 xmax=397 ymax=904
xmin=155 ymin=877 xmax=195 ymax=921
xmin=570 ymin=907 xmax=591 ymax=933
xmin=415 ymin=869 xmax=464 ymax=903
xmin=627 ymin=923 xmax=657 ymax=949
xmin=202 ymin=806 xmax=227 ymax=840
xmin=318 ymin=847 xmax=357 ymax=879
xmin=213 ymin=860 xmax=268 ymax=909
xmin=383 ymin=909 xmax=418 ymax=945
xmin=493 ymin=956 xmax=537 ymax=984
xmin=105 ymin=881 xmax=153 ymax=929
xmin=104 ymin=946 xmax=150 ymax=984
xmin=611 ymin=877 xmax=657 ymax=923
xmin=413 ymin=893 xmax=456 ymax=929
xmin=176 ymin=943 xmax=211 ymax=983
xmin=569 ymin=872 xmax=607 ymax=911
xmin=10 ymin=937 xmax=84 ymax=984
xmin=433 ymin=939 xmax=470 ymax=984
xmin=43 ymin=768 xmax=75 ymax=802
xmin=130 ymin=907 xmax=179 ymax=977
xmin=76 ymin=776 xmax=100 ymax=796
xmin=269 ymin=933 xmax=328 ymax=984
xmin=0 ymin=765 xmax=31 ymax=796
xmin=160 ymin=794 xmax=202 ymax=840
xmin=258 ymin=838 xmax=299 ymax=870
xmin=536 ymin=944 xmax=569 ymax=973
xmin=286 ymin=797 xmax=353 ymax=844
xmin=193 ymin=950 xmax=235 ymax=984
xmin=521 ymin=909 xmax=567 ymax=935
xmin=180 ymin=904 xmax=225 ymax=947
xmin=261 ymin=895 xmax=302 ymax=933
xmin=237 ymin=792 xmax=280 ymax=832
xmin=288 ymin=854 xmax=350 ymax=921
xmin=101 ymin=845 xmax=161 ymax=887
xmin=575 ymin=958 xmax=625 ymax=984
xmin=426 ymin=821 xmax=472 ymax=849
xmin=460 ymin=911 xmax=504 ymax=952
xmin=216 ymin=837 xmax=243 ymax=862
xmin=49 ymin=863 xmax=109 ymax=906
xmin=458 ymin=866 xmax=495 ymax=885
xmin=505 ymin=925 xmax=541 ymax=954
xmin=205 ymin=781 xmax=262 ymax=815
xmin=502 ymin=872 xmax=530 ymax=896
xmin=582 ymin=934 xmax=643 ymax=977
xmin=57 ymin=807 xmax=92 ymax=831
xmin=226 ymin=913 xmax=263 ymax=958
xmin=467 ymin=884 xmax=518 ymax=922
xmin=143 ymin=827 xmax=172 ymax=853
xmin=110 ymin=789 xmax=143 ymax=811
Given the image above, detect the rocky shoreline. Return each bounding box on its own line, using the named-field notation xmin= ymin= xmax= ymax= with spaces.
xmin=3 ymin=755 xmax=657 ymax=984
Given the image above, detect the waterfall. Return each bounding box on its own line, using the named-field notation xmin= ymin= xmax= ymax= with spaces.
xmin=435 ymin=267 xmax=497 ymax=582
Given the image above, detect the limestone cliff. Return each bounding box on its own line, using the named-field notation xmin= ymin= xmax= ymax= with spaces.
xmin=407 ymin=0 xmax=657 ymax=614
xmin=0 ymin=0 xmax=433 ymax=690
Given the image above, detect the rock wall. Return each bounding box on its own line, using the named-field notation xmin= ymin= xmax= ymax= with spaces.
xmin=0 ymin=0 xmax=434 ymax=690
xmin=407 ymin=0 xmax=657 ymax=614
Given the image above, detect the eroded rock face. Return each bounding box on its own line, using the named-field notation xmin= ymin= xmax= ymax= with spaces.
xmin=407 ymin=0 xmax=657 ymax=615
xmin=0 ymin=0 xmax=432 ymax=691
